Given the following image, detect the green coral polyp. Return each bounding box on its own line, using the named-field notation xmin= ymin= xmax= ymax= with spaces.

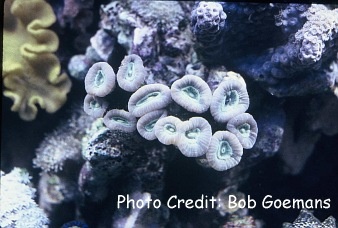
xmin=111 ymin=116 xmax=131 ymax=126
xmin=177 ymin=117 xmax=212 ymax=157
xmin=238 ymin=123 xmax=251 ymax=137
xmin=94 ymin=70 xmax=105 ymax=87
xmin=137 ymin=109 xmax=167 ymax=140
xmin=222 ymin=90 xmax=239 ymax=111
xmin=126 ymin=62 xmax=135 ymax=81
xmin=210 ymin=78 xmax=249 ymax=123
xmin=154 ymin=116 xmax=182 ymax=145
xmin=90 ymin=100 xmax=100 ymax=109
xmin=206 ymin=131 xmax=243 ymax=171
xmin=182 ymin=86 xmax=200 ymax=100
xmin=128 ymin=84 xmax=171 ymax=117
xmin=84 ymin=94 xmax=108 ymax=118
xmin=85 ymin=62 xmax=116 ymax=97
xmin=164 ymin=123 xmax=176 ymax=134
xmin=103 ymin=109 xmax=136 ymax=133
xmin=185 ymin=128 xmax=201 ymax=140
xmin=145 ymin=120 xmax=158 ymax=132
xmin=217 ymin=141 xmax=232 ymax=159
xmin=171 ymin=75 xmax=212 ymax=113
xmin=226 ymin=113 xmax=258 ymax=149
xmin=117 ymin=54 xmax=146 ymax=92
xmin=136 ymin=92 xmax=161 ymax=107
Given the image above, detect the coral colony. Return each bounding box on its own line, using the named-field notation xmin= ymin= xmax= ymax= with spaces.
xmin=2 ymin=0 xmax=338 ymax=227
xmin=3 ymin=0 xmax=71 ymax=121
xmin=83 ymin=56 xmax=258 ymax=171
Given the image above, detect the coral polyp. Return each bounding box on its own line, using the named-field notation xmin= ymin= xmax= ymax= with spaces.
xmin=154 ymin=116 xmax=182 ymax=145
xmin=171 ymin=74 xmax=212 ymax=113
xmin=103 ymin=109 xmax=137 ymax=133
xmin=128 ymin=84 xmax=172 ymax=117
xmin=85 ymin=62 xmax=116 ymax=97
xmin=206 ymin=131 xmax=243 ymax=171
xmin=177 ymin=117 xmax=213 ymax=157
xmin=137 ymin=109 xmax=167 ymax=140
xmin=83 ymin=94 xmax=108 ymax=118
xmin=210 ymin=78 xmax=250 ymax=123
xmin=227 ymin=113 xmax=258 ymax=149
xmin=117 ymin=54 xmax=146 ymax=92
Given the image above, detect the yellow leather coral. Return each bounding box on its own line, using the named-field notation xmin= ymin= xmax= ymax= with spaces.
xmin=3 ymin=0 xmax=72 ymax=121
